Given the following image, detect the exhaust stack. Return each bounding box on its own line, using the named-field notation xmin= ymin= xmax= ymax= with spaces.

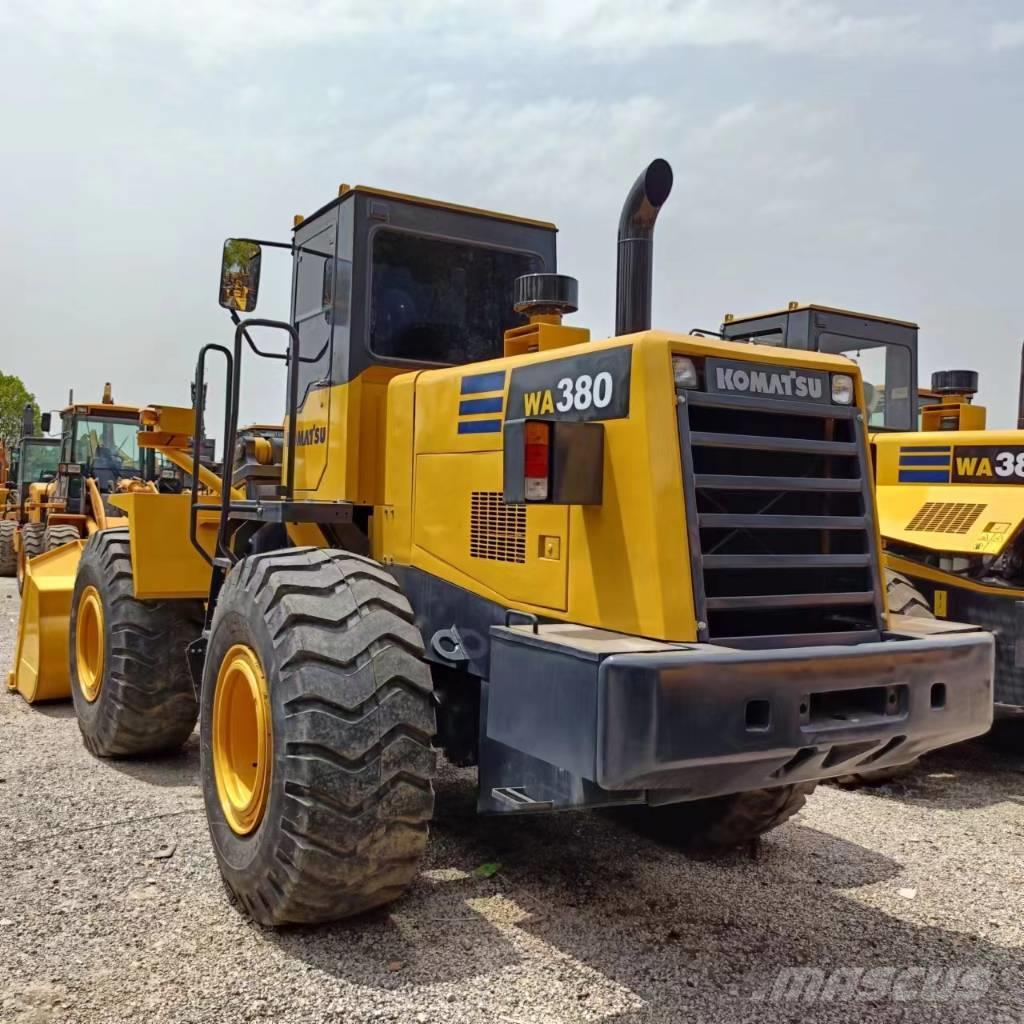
xmin=615 ymin=158 xmax=674 ymax=336
xmin=1018 ymin=341 xmax=1024 ymax=430
xmin=21 ymin=402 xmax=34 ymax=439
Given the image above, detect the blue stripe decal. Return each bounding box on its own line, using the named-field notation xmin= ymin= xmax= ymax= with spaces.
xmin=899 ymin=446 xmax=950 ymax=454
xmin=459 ymin=396 xmax=504 ymax=415
xmin=898 ymin=470 xmax=950 ymax=483
xmin=898 ymin=455 xmax=951 ymax=466
xmin=457 ymin=419 xmax=502 ymax=435
xmin=461 ymin=371 xmax=506 ymax=395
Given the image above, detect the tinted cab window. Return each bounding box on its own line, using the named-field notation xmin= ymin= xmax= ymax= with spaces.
xmin=370 ymin=230 xmax=542 ymax=365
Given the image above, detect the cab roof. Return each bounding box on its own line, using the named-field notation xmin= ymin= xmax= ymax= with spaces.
xmin=293 ymin=184 xmax=557 ymax=233
xmin=724 ymin=302 xmax=918 ymax=330
xmin=61 ymin=403 xmax=140 ymax=417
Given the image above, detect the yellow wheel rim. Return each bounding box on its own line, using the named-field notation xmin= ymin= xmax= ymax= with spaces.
xmin=212 ymin=644 xmax=272 ymax=836
xmin=75 ymin=586 xmax=105 ymax=703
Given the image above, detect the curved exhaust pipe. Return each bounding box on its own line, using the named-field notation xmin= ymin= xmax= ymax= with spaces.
xmin=615 ymin=158 xmax=674 ymax=336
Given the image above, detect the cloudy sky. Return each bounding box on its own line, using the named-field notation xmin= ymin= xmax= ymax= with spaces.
xmin=1 ymin=0 xmax=1022 ymax=430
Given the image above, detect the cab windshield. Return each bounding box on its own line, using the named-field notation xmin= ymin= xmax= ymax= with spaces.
xmin=72 ymin=416 xmax=141 ymax=487
xmin=817 ymin=335 xmax=913 ymax=430
xmin=21 ymin=439 xmax=61 ymax=483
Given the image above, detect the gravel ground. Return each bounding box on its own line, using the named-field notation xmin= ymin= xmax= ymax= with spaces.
xmin=1 ymin=573 xmax=1023 ymax=1023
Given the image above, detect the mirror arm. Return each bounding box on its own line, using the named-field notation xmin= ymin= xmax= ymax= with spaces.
xmin=229 ymin=309 xmax=288 ymax=361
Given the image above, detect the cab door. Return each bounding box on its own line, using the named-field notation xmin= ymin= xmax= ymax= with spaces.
xmin=291 ymin=218 xmax=336 ymax=493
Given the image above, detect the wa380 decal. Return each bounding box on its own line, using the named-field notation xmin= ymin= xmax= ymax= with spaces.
xmin=507 ymin=347 xmax=632 ymax=422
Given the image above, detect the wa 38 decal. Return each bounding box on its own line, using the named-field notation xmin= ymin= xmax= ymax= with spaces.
xmin=951 ymin=445 xmax=1024 ymax=483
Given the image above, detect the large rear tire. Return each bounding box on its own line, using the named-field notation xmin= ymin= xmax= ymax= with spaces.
xmin=0 ymin=520 xmax=15 ymax=577
xmin=199 ymin=547 xmax=436 ymax=927
xmin=69 ymin=528 xmax=204 ymax=757
xmin=17 ymin=523 xmax=45 ymax=592
xmin=833 ymin=569 xmax=931 ymax=787
xmin=631 ymin=783 xmax=815 ymax=851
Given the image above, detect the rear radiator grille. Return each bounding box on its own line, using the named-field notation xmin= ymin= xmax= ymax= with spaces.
xmin=679 ymin=389 xmax=883 ymax=644
xmin=470 ymin=491 xmax=526 ymax=563
xmin=906 ymin=501 xmax=986 ymax=535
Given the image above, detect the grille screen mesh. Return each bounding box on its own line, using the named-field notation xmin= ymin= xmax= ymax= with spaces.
xmin=906 ymin=502 xmax=986 ymax=535
xmin=470 ymin=491 xmax=526 ymax=563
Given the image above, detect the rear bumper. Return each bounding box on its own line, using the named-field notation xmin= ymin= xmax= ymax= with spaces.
xmin=485 ymin=618 xmax=993 ymax=800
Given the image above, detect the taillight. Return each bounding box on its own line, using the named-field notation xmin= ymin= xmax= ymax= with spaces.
xmin=523 ymin=421 xmax=551 ymax=501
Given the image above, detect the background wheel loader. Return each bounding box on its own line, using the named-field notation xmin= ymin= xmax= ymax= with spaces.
xmin=7 ymin=390 xmax=228 ymax=703
xmin=1 ymin=402 xmax=61 ymax=582
xmin=25 ymin=161 xmax=994 ymax=928
xmin=720 ymin=304 xmax=1024 ymax=727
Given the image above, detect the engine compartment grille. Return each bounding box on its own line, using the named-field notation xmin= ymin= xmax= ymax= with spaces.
xmin=470 ymin=491 xmax=526 ymax=564
xmin=678 ymin=390 xmax=884 ymax=646
xmin=906 ymin=501 xmax=986 ymax=535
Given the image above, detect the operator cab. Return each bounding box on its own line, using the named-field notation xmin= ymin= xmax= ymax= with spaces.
xmin=721 ymin=303 xmax=919 ymax=432
xmin=15 ymin=437 xmax=61 ymax=505
xmin=219 ymin=185 xmax=558 ymax=406
xmin=56 ymin=389 xmax=153 ymax=515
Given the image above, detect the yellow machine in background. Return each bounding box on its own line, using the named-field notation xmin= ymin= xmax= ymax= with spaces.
xmin=7 ymin=395 xmax=229 ymax=703
xmin=876 ymin=369 xmax=1024 ymax=711
xmin=22 ymin=163 xmax=994 ymax=929
xmin=12 ymin=386 xmax=144 ymax=579
xmin=720 ymin=307 xmax=1024 ymax=713
xmin=0 ymin=404 xmax=61 ymax=581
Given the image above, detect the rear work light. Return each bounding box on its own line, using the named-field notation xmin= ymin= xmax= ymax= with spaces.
xmin=523 ymin=421 xmax=551 ymax=501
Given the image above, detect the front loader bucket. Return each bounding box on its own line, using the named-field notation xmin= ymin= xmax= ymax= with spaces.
xmin=7 ymin=540 xmax=84 ymax=703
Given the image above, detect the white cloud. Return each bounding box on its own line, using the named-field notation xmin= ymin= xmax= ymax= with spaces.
xmin=990 ymin=20 xmax=1024 ymax=50
xmin=3 ymin=0 xmax=949 ymax=63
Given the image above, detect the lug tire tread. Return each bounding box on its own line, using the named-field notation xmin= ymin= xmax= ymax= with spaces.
xmin=201 ymin=546 xmax=436 ymax=927
xmin=44 ymin=524 xmax=80 ymax=551
xmin=70 ymin=528 xmax=204 ymax=757
xmin=0 ymin=520 xmax=15 ymax=576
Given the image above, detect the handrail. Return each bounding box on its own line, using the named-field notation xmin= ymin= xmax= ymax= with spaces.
xmin=190 ymin=344 xmax=233 ymax=566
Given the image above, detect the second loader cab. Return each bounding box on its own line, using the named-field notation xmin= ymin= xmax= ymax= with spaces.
xmin=721 ymin=303 xmax=920 ymax=432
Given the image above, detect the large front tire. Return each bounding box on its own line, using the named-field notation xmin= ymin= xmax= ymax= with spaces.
xmin=200 ymin=547 xmax=436 ymax=927
xmin=69 ymin=528 xmax=204 ymax=756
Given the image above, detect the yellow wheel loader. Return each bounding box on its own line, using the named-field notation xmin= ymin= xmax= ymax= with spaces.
xmin=35 ymin=162 xmax=994 ymax=927
xmin=720 ymin=305 xmax=1024 ymax=719
xmin=881 ymin=368 xmax=1024 ymax=715
xmin=7 ymin=392 xmax=223 ymax=704
xmin=1 ymin=404 xmax=61 ymax=582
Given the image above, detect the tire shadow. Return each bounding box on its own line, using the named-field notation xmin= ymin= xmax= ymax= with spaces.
xmin=831 ymin=731 xmax=1024 ymax=811
xmin=101 ymin=733 xmax=201 ymax=789
xmin=262 ymin=768 xmax=1022 ymax=1022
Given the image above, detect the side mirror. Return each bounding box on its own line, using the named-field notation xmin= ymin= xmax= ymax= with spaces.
xmin=40 ymin=412 xmax=52 ymax=434
xmin=219 ymin=239 xmax=262 ymax=313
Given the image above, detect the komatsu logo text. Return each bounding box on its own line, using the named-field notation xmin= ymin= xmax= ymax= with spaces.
xmin=714 ymin=366 xmax=822 ymax=399
xmin=705 ymin=357 xmax=830 ymax=405
xmin=295 ymin=426 xmax=326 ymax=446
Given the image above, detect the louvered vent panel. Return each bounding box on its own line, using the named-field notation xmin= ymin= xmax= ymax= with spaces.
xmin=906 ymin=502 xmax=986 ymax=535
xmin=470 ymin=491 xmax=526 ymax=563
